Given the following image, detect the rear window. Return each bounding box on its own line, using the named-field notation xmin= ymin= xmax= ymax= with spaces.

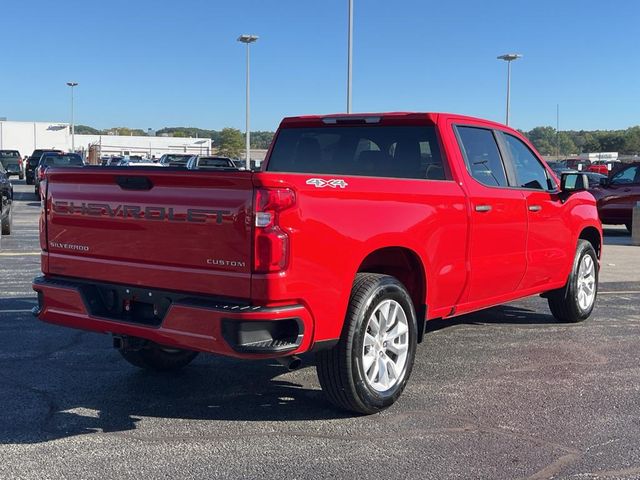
xmin=267 ymin=125 xmax=446 ymax=180
xmin=42 ymin=154 xmax=83 ymax=167
xmin=0 ymin=151 xmax=19 ymax=158
xmin=199 ymin=158 xmax=234 ymax=168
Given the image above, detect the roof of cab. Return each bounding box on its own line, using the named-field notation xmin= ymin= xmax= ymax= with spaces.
xmin=279 ymin=112 xmax=509 ymax=130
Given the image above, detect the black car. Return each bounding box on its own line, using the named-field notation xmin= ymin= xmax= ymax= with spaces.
xmin=0 ymin=162 xmax=13 ymax=241
xmin=35 ymin=153 xmax=83 ymax=197
xmin=186 ymin=156 xmax=237 ymax=170
xmin=25 ymin=149 xmax=63 ymax=185
xmin=0 ymin=150 xmax=24 ymax=180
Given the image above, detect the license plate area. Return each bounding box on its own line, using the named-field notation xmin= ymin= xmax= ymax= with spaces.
xmin=79 ymin=284 xmax=171 ymax=326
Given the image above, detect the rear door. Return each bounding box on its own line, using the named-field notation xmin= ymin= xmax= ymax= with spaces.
xmin=45 ymin=168 xmax=254 ymax=298
xmin=453 ymin=125 xmax=528 ymax=303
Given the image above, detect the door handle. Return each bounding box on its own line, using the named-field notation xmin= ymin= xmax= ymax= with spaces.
xmin=528 ymin=205 xmax=542 ymax=212
xmin=475 ymin=204 xmax=492 ymax=212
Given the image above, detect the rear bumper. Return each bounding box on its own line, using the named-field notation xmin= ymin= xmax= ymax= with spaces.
xmin=32 ymin=276 xmax=314 ymax=358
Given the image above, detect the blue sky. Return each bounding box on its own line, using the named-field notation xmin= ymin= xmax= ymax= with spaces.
xmin=2 ymin=0 xmax=639 ymax=132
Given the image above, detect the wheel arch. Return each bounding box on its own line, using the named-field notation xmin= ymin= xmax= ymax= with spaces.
xmin=356 ymin=246 xmax=428 ymax=341
xmin=578 ymin=225 xmax=602 ymax=259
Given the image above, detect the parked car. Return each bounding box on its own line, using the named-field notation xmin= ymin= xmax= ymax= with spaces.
xmin=587 ymin=159 xmax=621 ymax=176
xmin=0 ymin=150 xmax=24 ymax=180
xmin=25 ymin=149 xmax=63 ymax=185
xmin=0 ymin=162 xmax=13 ymax=240
xmin=117 ymin=158 xmax=158 ymax=167
xmin=33 ymin=112 xmax=602 ymax=414
xmin=186 ymin=156 xmax=237 ymax=170
xmin=562 ymin=158 xmax=590 ymax=171
xmin=101 ymin=156 xmax=124 ymax=166
xmin=591 ymin=162 xmax=640 ymax=232
xmin=158 ymin=153 xmax=193 ymax=168
xmin=548 ymin=164 xmax=605 ymax=190
xmin=35 ymin=153 xmax=83 ymax=197
xmin=583 ymin=171 xmax=608 ymax=189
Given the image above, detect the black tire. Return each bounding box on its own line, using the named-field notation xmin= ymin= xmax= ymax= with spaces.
xmin=119 ymin=341 xmax=199 ymax=371
xmin=316 ymin=273 xmax=418 ymax=414
xmin=34 ymin=186 xmax=39 ymax=198
xmin=626 ymin=223 xmax=633 ymax=234
xmin=19 ymin=174 xmax=24 ymax=180
xmin=26 ymin=177 xmax=33 ymax=185
xmin=1 ymin=207 xmax=12 ymax=235
xmin=547 ymin=240 xmax=598 ymax=323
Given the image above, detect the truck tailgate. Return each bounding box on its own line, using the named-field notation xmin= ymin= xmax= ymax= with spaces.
xmin=44 ymin=168 xmax=253 ymax=299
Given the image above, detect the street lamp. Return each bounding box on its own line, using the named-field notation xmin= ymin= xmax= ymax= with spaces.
xmin=347 ymin=0 xmax=353 ymax=113
xmin=66 ymin=82 xmax=78 ymax=151
xmin=237 ymin=34 xmax=258 ymax=170
xmin=497 ymin=53 xmax=522 ymax=126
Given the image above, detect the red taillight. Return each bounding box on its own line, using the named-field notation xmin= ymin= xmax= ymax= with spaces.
xmin=38 ymin=167 xmax=46 ymax=180
xmin=253 ymin=188 xmax=295 ymax=273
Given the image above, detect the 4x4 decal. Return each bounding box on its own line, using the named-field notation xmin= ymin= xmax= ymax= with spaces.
xmin=306 ymin=178 xmax=348 ymax=189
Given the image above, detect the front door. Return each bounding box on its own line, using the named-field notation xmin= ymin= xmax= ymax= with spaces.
xmin=497 ymin=131 xmax=573 ymax=289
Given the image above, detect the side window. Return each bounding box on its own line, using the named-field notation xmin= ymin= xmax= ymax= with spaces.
xmin=611 ymin=166 xmax=639 ymax=185
xmin=502 ymin=133 xmax=552 ymax=190
xmin=456 ymin=126 xmax=508 ymax=187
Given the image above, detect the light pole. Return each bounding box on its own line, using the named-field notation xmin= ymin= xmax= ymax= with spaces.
xmin=66 ymin=82 xmax=78 ymax=151
xmin=237 ymin=34 xmax=258 ymax=170
xmin=347 ymin=0 xmax=353 ymax=113
xmin=497 ymin=54 xmax=522 ymax=126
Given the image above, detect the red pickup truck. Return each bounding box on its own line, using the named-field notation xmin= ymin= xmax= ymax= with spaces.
xmin=33 ymin=112 xmax=602 ymax=414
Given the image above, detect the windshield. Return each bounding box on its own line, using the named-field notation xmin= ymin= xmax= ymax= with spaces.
xmin=162 ymin=155 xmax=190 ymax=165
xmin=41 ymin=154 xmax=83 ymax=167
xmin=267 ymin=125 xmax=445 ymax=180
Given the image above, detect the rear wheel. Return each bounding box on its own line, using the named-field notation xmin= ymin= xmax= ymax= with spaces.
xmin=26 ymin=176 xmax=33 ymax=185
xmin=1 ymin=207 xmax=12 ymax=235
xmin=547 ymin=240 xmax=598 ymax=323
xmin=626 ymin=223 xmax=633 ymax=234
xmin=19 ymin=173 xmax=24 ymax=180
xmin=119 ymin=341 xmax=199 ymax=371
xmin=316 ymin=273 xmax=417 ymax=414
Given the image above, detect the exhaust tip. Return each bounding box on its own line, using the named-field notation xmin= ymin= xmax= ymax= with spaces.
xmin=277 ymin=355 xmax=302 ymax=371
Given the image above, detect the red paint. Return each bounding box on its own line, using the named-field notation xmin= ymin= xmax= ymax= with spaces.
xmin=33 ymin=112 xmax=602 ymax=357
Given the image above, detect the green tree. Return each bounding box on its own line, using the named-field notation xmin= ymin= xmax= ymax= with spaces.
xmin=526 ymin=126 xmax=557 ymax=155
xmin=75 ymin=125 xmax=102 ymax=135
xmin=624 ymin=126 xmax=640 ymax=154
xmin=217 ymin=128 xmax=244 ymax=158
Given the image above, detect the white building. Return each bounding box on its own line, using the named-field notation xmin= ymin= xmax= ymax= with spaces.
xmin=0 ymin=120 xmax=211 ymax=161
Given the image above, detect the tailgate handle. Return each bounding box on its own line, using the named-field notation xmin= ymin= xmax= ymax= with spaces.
xmin=116 ymin=176 xmax=153 ymax=191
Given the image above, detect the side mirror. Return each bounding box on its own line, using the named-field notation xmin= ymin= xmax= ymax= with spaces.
xmin=561 ymin=172 xmax=589 ymax=193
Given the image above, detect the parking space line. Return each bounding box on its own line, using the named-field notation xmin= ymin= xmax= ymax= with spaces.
xmin=599 ymin=291 xmax=640 ymax=295
xmin=0 ymin=309 xmax=34 ymax=313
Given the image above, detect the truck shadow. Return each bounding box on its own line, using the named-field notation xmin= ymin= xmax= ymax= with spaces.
xmin=426 ymin=303 xmax=559 ymax=333
xmin=0 ymin=302 xmax=559 ymax=445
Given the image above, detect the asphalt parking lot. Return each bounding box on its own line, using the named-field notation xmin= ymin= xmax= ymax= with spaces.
xmin=1 ymin=180 xmax=639 ymax=479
